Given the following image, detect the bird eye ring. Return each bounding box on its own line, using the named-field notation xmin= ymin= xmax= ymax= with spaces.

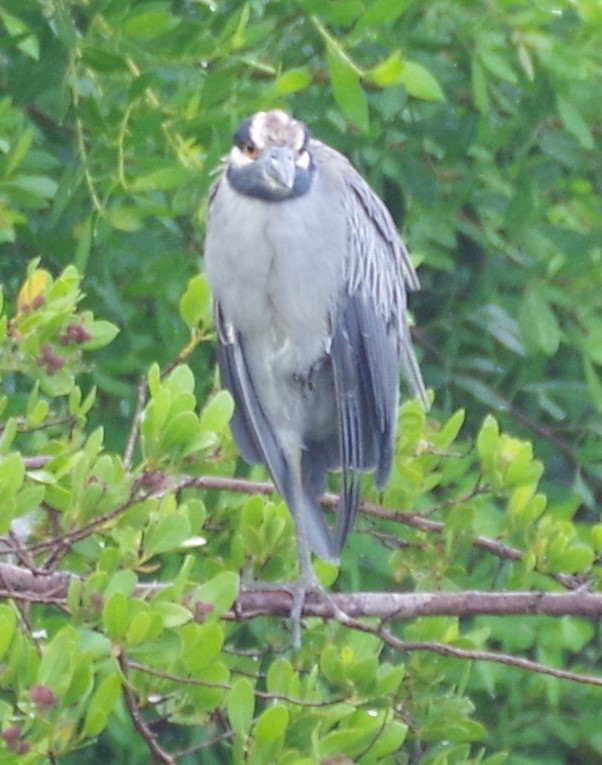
xmin=241 ymin=141 xmax=259 ymax=158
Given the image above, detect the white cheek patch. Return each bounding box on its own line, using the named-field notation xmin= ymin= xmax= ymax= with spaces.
xmin=292 ymin=129 xmax=306 ymax=152
xmin=296 ymin=150 xmax=310 ymax=169
xmin=230 ymin=146 xmax=254 ymax=167
xmin=249 ymin=112 xmax=267 ymax=149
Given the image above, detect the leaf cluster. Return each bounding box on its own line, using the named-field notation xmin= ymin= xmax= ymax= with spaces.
xmin=0 ymin=269 xmax=597 ymax=763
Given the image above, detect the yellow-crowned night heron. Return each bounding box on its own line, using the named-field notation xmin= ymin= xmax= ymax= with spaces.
xmin=205 ymin=110 xmax=426 ymax=642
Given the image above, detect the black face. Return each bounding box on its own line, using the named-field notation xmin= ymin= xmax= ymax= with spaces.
xmin=226 ymin=111 xmax=316 ymax=202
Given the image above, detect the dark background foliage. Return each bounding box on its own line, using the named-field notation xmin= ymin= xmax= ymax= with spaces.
xmin=3 ymin=0 xmax=601 ymax=488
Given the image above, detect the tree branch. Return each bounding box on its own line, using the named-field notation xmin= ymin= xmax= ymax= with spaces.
xmin=118 ymin=651 xmax=176 ymax=765
xmin=1 ymin=562 xmax=600 ymax=686
xmin=229 ymin=587 xmax=602 ymax=620
xmin=348 ymin=618 xmax=602 ymax=688
xmin=0 ymin=561 xmax=599 ymax=620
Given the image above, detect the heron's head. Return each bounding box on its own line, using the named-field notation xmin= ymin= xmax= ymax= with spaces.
xmin=226 ymin=110 xmax=315 ymax=201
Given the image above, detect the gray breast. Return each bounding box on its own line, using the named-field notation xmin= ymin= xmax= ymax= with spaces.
xmin=205 ymin=166 xmax=346 ymax=448
xmin=206 ymin=168 xmax=345 ymax=367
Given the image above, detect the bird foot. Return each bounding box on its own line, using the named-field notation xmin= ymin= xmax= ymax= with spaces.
xmin=241 ymin=571 xmax=347 ymax=648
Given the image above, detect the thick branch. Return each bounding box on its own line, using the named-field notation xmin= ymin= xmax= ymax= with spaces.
xmin=0 ymin=565 xmax=72 ymax=597
xmin=0 ymin=563 xmax=599 ymax=620
xmin=229 ymin=587 xmax=602 ymax=619
xmin=2 ymin=563 xmax=600 ymax=686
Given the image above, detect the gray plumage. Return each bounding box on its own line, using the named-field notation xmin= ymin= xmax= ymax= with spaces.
xmin=205 ymin=110 xmax=426 ymax=573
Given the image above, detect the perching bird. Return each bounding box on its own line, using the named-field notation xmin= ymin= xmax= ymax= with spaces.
xmin=205 ymin=110 xmax=426 ymax=638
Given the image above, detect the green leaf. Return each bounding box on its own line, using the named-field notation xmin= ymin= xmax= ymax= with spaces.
xmin=6 ymin=127 xmax=34 ymax=175
xmin=477 ymin=45 xmax=517 ymax=84
xmin=195 ymin=571 xmax=239 ymax=617
xmin=266 ymin=657 xmax=298 ymax=697
xmin=399 ymin=60 xmax=445 ymax=101
xmin=483 ymin=754 xmax=510 ymax=765
xmin=0 ymin=452 xmax=24 ymax=497
xmin=551 ymin=544 xmax=595 ymax=574
xmin=471 ymin=58 xmax=490 ymax=115
xmin=152 ymin=601 xmax=193 ymax=628
xmin=370 ymin=720 xmax=409 ymax=756
xmin=126 ymin=610 xmax=152 ymax=646
xmin=0 ymin=606 xmax=17 ymax=661
xmin=181 ymin=622 xmax=224 ymax=673
xmin=375 ymin=663 xmax=405 ymax=695
xmin=144 ymin=512 xmax=191 ymax=558
xmin=476 ymin=415 xmax=499 ymax=468
xmin=227 ymin=677 xmax=255 ymax=737
xmin=557 ymin=96 xmax=594 ymax=149
xmin=356 ymin=0 xmax=412 ymax=29
xmin=130 ymin=165 xmax=194 ymax=191
xmin=273 ymin=67 xmax=312 ymax=94
xmin=104 ymin=206 xmax=144 ymax=232
xmin=104 ymin=570 xmax=138 ymax=598
xmin=179 ymin=273 xmax=212 ymax=331
xmin=519 ymin=285 xmax=560 ymax=356
xmin=5 ymin=174 xmax=58 ymax=199
xmin=165 ymin=364 xmax=196 ymax=396
xmin=435 ymin=408 xmax=465 ymax=448
xmin=148 ymin=362 xmax=162 ymax=398
xmin=83 ymin=672 xmax=121 ymax=737
xmin=253 ymin=705 xmax=289 ymax=744
xmin=0 ymin=419 xmax=17 ymax=456
xmin=64 ymin=655 xmax=94 ymax=706
xmin=38 ymin=626 xmax=76 ymax=693
xmin=162 ymin=410 xmax=201 ymax=453
xmin=371 ymin=50 xmax=405 ymax=86
xmin=102 ymin=591 xmax=128 ymax=641
xmin=0 ymin=10 xmax=39 ymax=59
xmin=123 ymin=8 xmax=174 ymax=38
xmin=75 ymin=214 xmax=93 ymax=273
xmin=583 ymin=357 xmax=602 ymax=413
xmin=82 ymin=319 xmax=119 ymax=350
xmin=200 ymin=390 xmax=234 ymax=434
xmin=327 ymin=49 xmax=369 ymax=132
xmin=321 ymin=728 xmax=367 ymax=757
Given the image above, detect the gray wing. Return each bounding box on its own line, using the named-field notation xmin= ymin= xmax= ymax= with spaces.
xmin=214 ymin=303 xmax=287 ymax=485
xmin=315 ymin=147 xmax=426 ymax=550
xmin=214 ymin=304 xmax=338 ymax=561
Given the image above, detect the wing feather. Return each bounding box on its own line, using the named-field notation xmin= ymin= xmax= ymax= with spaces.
xmin=214 ymin=304 xmax=288 ymax=492
xmin=323 ymin=150 xmax=427 ymax=550
xmin=215 ymin=304 xmax=339 ymax=561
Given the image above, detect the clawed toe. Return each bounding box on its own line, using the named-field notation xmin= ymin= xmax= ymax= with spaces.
xmin=241 ymin=566 xmax=346 ymax=647
xmin=288 ymin=570 xmax=347 ymax=647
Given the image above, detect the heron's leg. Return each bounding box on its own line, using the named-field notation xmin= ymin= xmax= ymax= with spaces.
xmin=286 ymin=450 xmax=348 ymax=647
xmin=281 ymin=449 xmax=314 ymax=646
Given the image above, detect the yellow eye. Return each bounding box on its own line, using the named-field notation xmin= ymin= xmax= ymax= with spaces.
xmin=241 ymin=141 xmax=259 ymax=158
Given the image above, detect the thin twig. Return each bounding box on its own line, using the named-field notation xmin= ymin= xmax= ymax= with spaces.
xmin=123 ymin=375 xmax=148 ymax=469
xmin=163 ymin=474 xmax=580 ymax=588
xmin=10 ymin=469 xmax=582 ymax=588
xmin=118 ymin=651 xmax=176 ymax=765
xmin=25 ymin=485 xmax=150 ymax=557
xmin=172 ymin=726 xmax=234 ymax=757
xmin=372 ymin=623 xmax=602 ymax=687
xmin=127 ymin=660 xmax=345 ymax=708
xmin=123 ymin=333 xmax=210 ymax=470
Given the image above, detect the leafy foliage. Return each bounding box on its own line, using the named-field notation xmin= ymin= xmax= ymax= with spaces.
xmin=0 ymin=1 xmax=601 ymax=764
